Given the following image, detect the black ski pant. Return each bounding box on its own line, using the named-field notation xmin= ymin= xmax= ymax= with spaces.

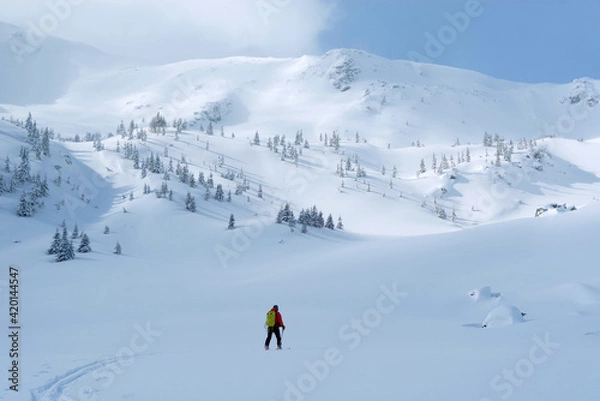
xmin=265 ymin=326 xmax=282 ymax=348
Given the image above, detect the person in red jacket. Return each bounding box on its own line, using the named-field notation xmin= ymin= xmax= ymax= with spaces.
xmin=265 ymin=305 xmax=285 ymax=350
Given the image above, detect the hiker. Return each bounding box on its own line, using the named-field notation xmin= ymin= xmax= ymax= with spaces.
xmin=264 ymin=305 xmax=285 ymax=350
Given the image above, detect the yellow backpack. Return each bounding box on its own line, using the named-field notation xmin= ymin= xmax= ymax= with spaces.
xmin=265 ymin=310 xmax=276 ymax=327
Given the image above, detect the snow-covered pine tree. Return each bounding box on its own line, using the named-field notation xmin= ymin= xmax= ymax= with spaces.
xmin=114 ymin=241 xmax=122 ymax=255
xmin=438 ymin=207 xmax=447 ymax=220
xmin=16 ymin=192 xmax=34 ymax=217
xmin=214 ymin=184 xmax=224 ymax=202
xmin=3 ymin=156 xmax=10 ymax=173
xmin=228 ymin=214 xmax=235 ymax=230
xmin=16 ymin=146 xmax=31 ymax=184
xmin=104 ymin=225 xmax=110 ymax=234
xmin=56 ymin=227 xmax=75 ymax=262
xmin=483 ymin=132 xmax=493 ymax=147
xmin=72 ymin=224 xmax=79 ymax=239
xmin=77 ymin=233 xmax=91 ymax=253
xmin=185 ymin=191 xmax=197 ymax=212
xmin=325 ymin=214 xmax=335 ymax=230
xmin=336 ymin=216 xmax=344 ymax=230
xmin=47 ymin=229 xmax=61 ymax=255
xmin=316 ymin=211 xmax=325 ymax=228
xmin=41 ymin=128 xmax=50 ymax=157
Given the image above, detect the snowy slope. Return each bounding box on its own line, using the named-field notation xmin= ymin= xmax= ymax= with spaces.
xmin=0 ymin=21 xmax=119 ymax=106
xmin=1 ymin=162 xmax=600 ymax=400
xmin=2 ymin=48 xmax=599 ymax=146
xmin=0 ymin=33 xmax=600 ymax=401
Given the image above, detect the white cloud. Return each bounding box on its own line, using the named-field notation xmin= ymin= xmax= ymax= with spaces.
xmin=2 ymin=0 xmax=337 ymax=62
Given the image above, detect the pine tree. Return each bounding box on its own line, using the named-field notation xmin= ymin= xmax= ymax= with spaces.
xmin=253 ymin=131 xmax=260 ymax=145
xmin=325 ymin=214 xmax=335 ymax=230
xmin=207 ymin=122 xmax=214 ymax=136
xmin=316 ymin=211 xmax=325 ymax=228
xmin=16 ymin=193 xmax=33 ymax=217
xmin=47 ymin=229 xmax=61 ymax=255
xmin=56 ymin=227 xmax=75 ymax=262
xmin=16 ymin=147 xmax=31 ymax=184
xmin=104 ymin=225 xmax=110 ymax=234
xmin=77 ymin=233 xmax=91 ymax=253
xmin=114 ymin=241 xmax=122 ymax=255
xmin=214 ymin=184 xmax=224 ymax=201
xmin=185 ymin=191 xmax=197 ymax=212
xmin=438 ymin=207 xmax=447 ymax=220
xmin=228 ymin=214 xmax=235 ymax=229
xmin=3 ymin=156 xmax=10 ymax=173
xmin=419 ymin=158 xmax=426 ymax=174
xmin=483 ymin=132 xmax=493 ymax=147
xmin=257 ymin=184 xmax=263 ymax=199
xmin=336 ymin=216 xmax=344 ymax=230
xmin=41 ymin=128 xmax=51 ymax=157
xmin=72 ymin=224 xmax=79 ymax=239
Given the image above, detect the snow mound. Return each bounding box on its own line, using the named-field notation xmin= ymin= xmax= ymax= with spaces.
xmin=469 ymin=286 xmax=501 ymax=303
xmin=482 ymin=305 xmax=526 ymax=328
xmin=556 ymin=282 xmax=600 ymax=316
xmin=535 ymin=203 xmax=577 ymax=217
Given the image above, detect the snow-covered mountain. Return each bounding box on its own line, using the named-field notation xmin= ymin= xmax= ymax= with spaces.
xmin=0 ymin=21 xmax=118 ymax=105
xmin=4 ymin=47 xmax=599 ymax=145
xmin=1 ymin=26 xmax=600 ymax=401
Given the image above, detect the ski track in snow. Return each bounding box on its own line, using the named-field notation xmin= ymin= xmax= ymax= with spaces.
xmin=30 ymin=357 xmax=123 ymax=401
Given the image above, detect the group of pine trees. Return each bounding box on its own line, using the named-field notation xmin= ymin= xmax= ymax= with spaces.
xmin=336 ymin=154 xmax=367 ymax=178
xmin=418 ymin=149 xmax=472 ymax=176
xmin=276 ymin=203 xmax=343 ymax=232
xmin=47 ymin=223 xmax=91 ymax=262
xmin=263 ymin=133 xmax=306 ymax=164
xmin=0 ymin=114 xmax=53 ymax=217
xmin=46 ymin=223 xmax=124 ymax=262
xmin=319 ymin=131 xmax=341 ymax=151
xmin=149 ymin=112 xmax=168 ymax=134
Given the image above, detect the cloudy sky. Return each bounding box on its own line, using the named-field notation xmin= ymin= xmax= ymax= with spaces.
xmin=3 ymin=0 xmax=599 ymax=84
